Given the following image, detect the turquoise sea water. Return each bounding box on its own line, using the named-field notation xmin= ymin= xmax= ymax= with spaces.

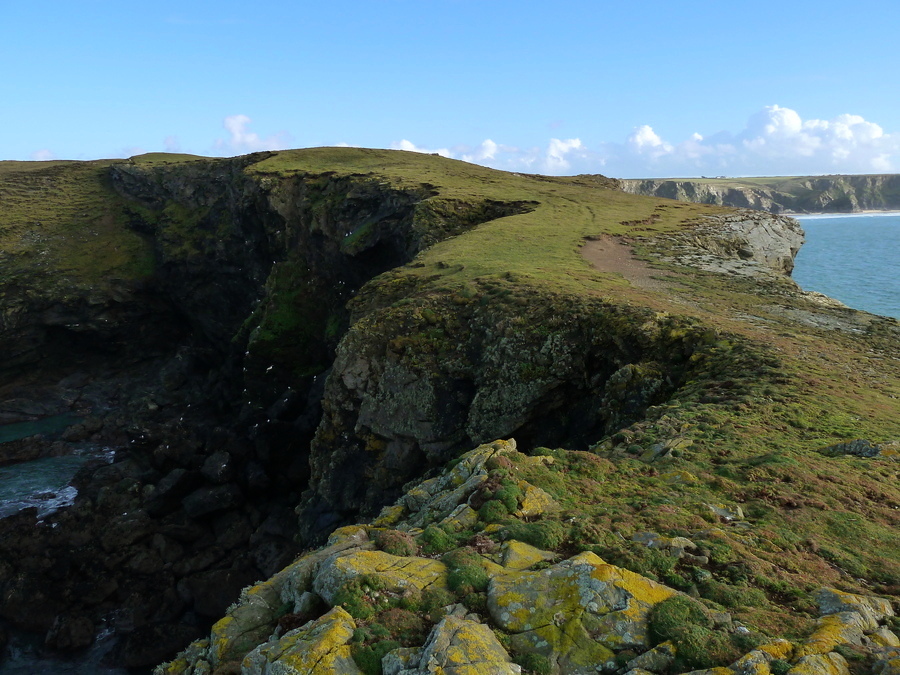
xmin=0 ymin=413 xmax=79 ymax=444
xmin=792 ymin=212 xmax=900 ymax=320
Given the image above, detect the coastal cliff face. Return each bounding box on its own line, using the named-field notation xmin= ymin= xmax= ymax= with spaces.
xmin=0 ymin=150 xmax=898 ymax=673
xmin=620 ymin=174 xmax=900 ymax=213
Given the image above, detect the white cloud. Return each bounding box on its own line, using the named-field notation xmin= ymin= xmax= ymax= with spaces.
xmin=628 ymin=125 xmax=672 ymax=155
xmin=30 ymin=149 xmax=56 ymax=161
xmin=461 ymin=139 xmax=499 ymax=163
xmin=544 ymin=138 xmax=584 ymax=172
xmin=164 ymin=136 xmax=181 ymax=153
xmin=382 ymin=106 xmax=898 ymax=179
xmin=391 ymin=139 xmax=452 ymax=158
xmin=214 ymin=114 xmax=290 ymax=155
xmin=598 ymin=105 xmax=900 ymax=177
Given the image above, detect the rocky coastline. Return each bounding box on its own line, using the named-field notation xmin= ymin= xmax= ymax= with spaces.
xmin=0 ymin=150 xmax=897 ymax=674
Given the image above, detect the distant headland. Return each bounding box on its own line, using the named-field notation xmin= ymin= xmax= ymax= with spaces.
xmin=619 ymin=174 xmax=900 ymax=214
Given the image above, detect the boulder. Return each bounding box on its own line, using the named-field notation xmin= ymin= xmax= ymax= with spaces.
xmin=787 ymin=652 xmax=850 ymax=675
xmin=241 ymin=606 xmax=362 ymax=675
xmin=386 ymin=615 xmax=521 ymax=675
xmin=44 ymin=614 xmax=94 ymax=651
xmin=182 ymin=484 xmax=244 ymax=519
xmin=313 ymin=550 xmax=448 ymax=605
xmin=487 ymin=551 xmax=676 ymax=671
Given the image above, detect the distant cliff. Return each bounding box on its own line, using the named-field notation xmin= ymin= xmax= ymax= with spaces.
xmin=619 ymin=174 xmax=900 ymax=213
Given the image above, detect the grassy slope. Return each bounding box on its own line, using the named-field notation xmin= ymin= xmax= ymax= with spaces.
xmin=252 ymin=149 xmax=900 ymax=633
xmin=0 ymin=159 xmax=155 ymax=287
xmin=3 ymin=148 xmax=898 ymax=642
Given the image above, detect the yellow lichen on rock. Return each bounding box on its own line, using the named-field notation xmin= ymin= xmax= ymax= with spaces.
xmin=313 ymin=549 xmax=448 ymax=604
xmin=757 ymin=639 xmax=795 ymax=661
xmin=327 ymin=525 xmax=370 ymax=546
xmin=488 ymin=549 xmax=676 ymax=671
xmin=815 ymin=587 xmax=894 ymax=630
xmin=501 ymin=540 xmax=556 ymax=570
xmin=242 ymin=606 xmax=362 ymax=675
xmin=415 ymin=615 xmax=521 ymax=675
xmin=515 ymin=480 xmax=559 ymax=518
xmin=371 ymin=503 xmax=408 ymax=528
xmin=438 ymin=503 xmax=480 ymax=532
xmin=787 ymin=652 xmax=850 ymax=675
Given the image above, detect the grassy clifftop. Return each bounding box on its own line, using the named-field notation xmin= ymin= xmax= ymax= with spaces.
xmin=0 ymin=159 xmax=155 ymax=285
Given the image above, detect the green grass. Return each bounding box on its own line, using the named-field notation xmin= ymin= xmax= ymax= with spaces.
xmin=0 ymin=159 xmax=155 ymax=286
xmin=3 ymin=147 xmax=899 ymax=631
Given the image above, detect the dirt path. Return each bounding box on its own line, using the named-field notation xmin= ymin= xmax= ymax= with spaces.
xmin=580 ymin=235 xmax=672 ymax=291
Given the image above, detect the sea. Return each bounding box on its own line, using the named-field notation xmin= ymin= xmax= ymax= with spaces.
xmin=791 ymin=211 xmax=900 ymax=320
xmin=0 ymin=417 xmax=126 ymax=674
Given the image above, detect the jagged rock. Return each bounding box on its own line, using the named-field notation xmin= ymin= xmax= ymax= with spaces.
xmin=817 ymin=439 xmax=900 ymax=460
xmin=242 ymin=606 xmax=362 ymax=675
xmin=797 ymin=612 xmax=870 ymax=658
xmin=397 ymin=440 xmax=514 ymax=526
xmin=201 ymin=531 xmax=368 ymax=669
xmin=796 ymin=588 xmax=896 ymax=658
xmin=387 ymin=615 xmax=521 ymax=675
xmin=154 ymin=638 xmax=211 ymax=675
xmin=621 ymin=175 xmax=900 ymax=215
xmin=382 ymin=646 xmax=422 ymax=675
xmin=437 ymin=503 xmax=480 ymax=532
xmin=711 ymin=640 xmax=795 ymax=675
xmin=706 ymin=503 xmax=744 ymax=521
xmin=873 ymin=647 xmax=900 ymax=675
xmin=816 ymin=587 xmax=894 ymax=630
xmin=632 ymin=532 xmax=698 ymax=558
xmin=870 ymin=627 xmax=900 ymax=648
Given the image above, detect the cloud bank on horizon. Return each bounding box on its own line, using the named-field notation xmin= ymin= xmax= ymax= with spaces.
xmin=28 ymin=105 xmax=898 ymax=179
xmin=389 ymin=105 xmax=898 ymax=178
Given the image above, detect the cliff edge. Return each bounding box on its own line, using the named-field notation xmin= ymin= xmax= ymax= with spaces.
xmin=0 ymin=150 xmax=897 ymax=672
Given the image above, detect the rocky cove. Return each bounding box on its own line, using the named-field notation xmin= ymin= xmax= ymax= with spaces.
xmin=0 ymin=150 xmax=898 ymax=675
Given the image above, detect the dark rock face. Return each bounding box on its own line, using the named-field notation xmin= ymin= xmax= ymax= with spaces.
xmin=0 ymin=157 xmax=534 ymax=668
xmin=296 ymin=286 xmax=732 ymax=540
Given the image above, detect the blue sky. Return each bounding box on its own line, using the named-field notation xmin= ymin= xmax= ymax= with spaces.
xmin=3 ymin=0 xmax=899 ymax=177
